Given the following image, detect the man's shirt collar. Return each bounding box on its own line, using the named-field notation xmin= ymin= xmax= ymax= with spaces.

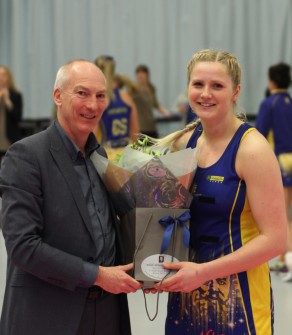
xmin=55 ymin=120 xmax=99 ymax=160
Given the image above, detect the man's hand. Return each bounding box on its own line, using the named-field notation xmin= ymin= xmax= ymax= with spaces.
xmin=94 ymin=263 xmax=142 ymax=294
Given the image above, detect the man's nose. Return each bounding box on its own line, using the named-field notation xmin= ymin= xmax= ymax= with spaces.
xmin=86 ymin=96 xmax=99 ymax=109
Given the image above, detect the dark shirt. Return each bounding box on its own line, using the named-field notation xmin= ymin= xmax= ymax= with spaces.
xmin=55 ymin=121 xmax=116 ymax=287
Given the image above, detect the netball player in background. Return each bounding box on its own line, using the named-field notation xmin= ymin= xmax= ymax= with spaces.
xmin=94 ymin=56 xmax=139 ymax=159
xmin=256 ymin=62 xmax=292 ymax=281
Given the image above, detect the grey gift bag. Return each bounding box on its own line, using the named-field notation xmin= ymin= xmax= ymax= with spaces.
xmin=120 ymin=207 xmax=190 ymax=288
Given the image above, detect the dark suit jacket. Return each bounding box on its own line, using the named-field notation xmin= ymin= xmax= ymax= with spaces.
xmin=0 ymin=123 xmax=131 ymax=335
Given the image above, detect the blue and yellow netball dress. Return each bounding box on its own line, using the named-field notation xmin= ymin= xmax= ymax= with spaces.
xmin=165 ymin=123 xmax=274 ymax=335
xmin=256 ymin=91 xmax=292 ymax=186
xmin=100 ymin=88 xmax=131 ymax=145
xmin=98 ymin=88 xmax=132 ymax=160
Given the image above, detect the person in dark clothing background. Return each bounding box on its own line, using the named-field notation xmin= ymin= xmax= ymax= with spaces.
xmin=0 ymin=66 xmax=23 ymax=157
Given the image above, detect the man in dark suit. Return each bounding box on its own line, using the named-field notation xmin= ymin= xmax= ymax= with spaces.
xmin=0 ymin=60 xmax=141 ymax=335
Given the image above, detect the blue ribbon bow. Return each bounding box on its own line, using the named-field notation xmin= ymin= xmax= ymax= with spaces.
xmin=159 ymin=211 xmax=191 ymax=254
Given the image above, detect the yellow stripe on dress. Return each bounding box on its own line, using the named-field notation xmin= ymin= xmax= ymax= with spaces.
xmin=240 ymin=196 xmax=273 ymax=334
xmin=228 ymin=180 xmax=252 ymax=335
xmin=278 ymin=153 xmax=292 ymax=176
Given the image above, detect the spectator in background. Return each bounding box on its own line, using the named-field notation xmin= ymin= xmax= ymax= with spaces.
xmin=171 ymin=90 xmax=189 ymax=115
xmin=94 ymin=56 xmax=140 ymax=159
xmin=256 ymin=62 xmax=292 ymax=281
xmin=0 ymin=66 xmax=23 ymax=159
xmin=133 ymin=64 xmax=170 ymax=138
xmin=172 ymin=91 xmax=197 ymax=127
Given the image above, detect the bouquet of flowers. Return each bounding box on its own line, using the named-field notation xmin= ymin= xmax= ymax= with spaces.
xmin=91 ymin=137 xmax=198 ymax=288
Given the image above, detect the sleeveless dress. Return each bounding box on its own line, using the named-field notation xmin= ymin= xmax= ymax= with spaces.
xmin=256 ymin=92 xmax=292 ymax=187
xmin=100 ymin=88 xmax=131 ymax=144
xmin=165 ymin=123 xmax=274 ymax=335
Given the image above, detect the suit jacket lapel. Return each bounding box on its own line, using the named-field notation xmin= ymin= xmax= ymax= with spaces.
xmin=47 ymin=125 xmax=95 ymax=242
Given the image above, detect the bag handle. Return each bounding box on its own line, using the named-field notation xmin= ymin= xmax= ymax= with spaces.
xmin=134 ymin=214 xmax=178 ymax=321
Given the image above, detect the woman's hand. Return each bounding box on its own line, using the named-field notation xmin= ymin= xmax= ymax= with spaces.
xmin=153 ymin=261 xmax=207 ymax=293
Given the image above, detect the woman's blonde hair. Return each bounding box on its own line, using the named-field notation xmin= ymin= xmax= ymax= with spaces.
xmin=94 ymin=55 xmax=116 ymax=100
xmin=0 ymin=66 xmax=19 ymax=91
xmin=149 ymin=49 xmax=245 ymax=150
xmin=187 ymin=49 xmax=242 ymax=89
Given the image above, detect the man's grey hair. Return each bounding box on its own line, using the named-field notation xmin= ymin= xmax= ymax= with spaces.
xmin=54 ymin=59 xmax=100 ymax=89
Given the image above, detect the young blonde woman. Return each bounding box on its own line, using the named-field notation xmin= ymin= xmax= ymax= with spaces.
xmin=151 ymin=50 xmax=286 ymax=334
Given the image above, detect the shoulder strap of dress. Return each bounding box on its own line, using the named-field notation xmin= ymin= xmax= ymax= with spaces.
xmin=113 ymin=88 xmax=121 ymax=101
xmin=240 ymin=126 xmax=256 ymax=143
xmin=240 ymin=123 xmax=256 ymax=142
xmin=186 ymin=123 xmax=202 ymax=148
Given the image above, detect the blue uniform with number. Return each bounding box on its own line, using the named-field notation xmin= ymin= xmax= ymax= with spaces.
xmin=165 ymin=123 xmax=274 ymax=335
xmin=100 ymin=88 xmax=131 ymax=145
xmin=256 ymin=92 xmax=292 ymax=186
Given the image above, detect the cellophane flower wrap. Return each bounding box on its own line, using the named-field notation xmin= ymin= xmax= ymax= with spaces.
xmin=90 ymin=138 xmax=198 ymax=286
xmin=91 ymin=142 xmax=197 ymax=215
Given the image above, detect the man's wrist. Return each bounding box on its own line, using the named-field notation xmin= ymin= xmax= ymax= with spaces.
xmin=79 ymin=261 xmax=99 ymax=288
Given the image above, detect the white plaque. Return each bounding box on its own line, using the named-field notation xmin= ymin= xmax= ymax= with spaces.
xmin=141 ymin=254 xmax=179 ymax=280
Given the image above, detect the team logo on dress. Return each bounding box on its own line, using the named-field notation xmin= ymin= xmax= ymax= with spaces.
xmin=207 ymin=175 xmax=225 ymax=183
